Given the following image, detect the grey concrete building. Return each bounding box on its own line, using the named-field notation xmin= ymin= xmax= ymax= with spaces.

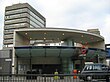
xmin=3 ymin=3 xmax=46 ymax=48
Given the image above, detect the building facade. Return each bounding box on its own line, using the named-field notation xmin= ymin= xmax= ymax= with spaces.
xmin=12 ymin=28 xmax=106 ymax=74
xmin=0 ymin=3 xmax=107 ymax=74
xmin=0 ymin=49 xmax=12 ymax=74
xmin=3 ymin=3 xmax=46 ymax=48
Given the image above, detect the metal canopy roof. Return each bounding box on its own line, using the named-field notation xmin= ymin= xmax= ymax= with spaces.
xmin=15 ymin=46 xmax=107 ymax=58
xmin=15 ymin=28 xmax=104 ymax=44
xmin=15 ymin=46 xmax=76 ymax=57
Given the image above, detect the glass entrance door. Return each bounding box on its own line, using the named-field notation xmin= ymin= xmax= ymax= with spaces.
xmin=32 ymin=64 xmax=62 ymax=74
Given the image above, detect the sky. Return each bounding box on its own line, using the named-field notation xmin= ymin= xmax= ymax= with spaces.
xmin=0 ymin=0 xmax=110 ymax=49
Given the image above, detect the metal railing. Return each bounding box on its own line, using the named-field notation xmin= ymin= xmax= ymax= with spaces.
xmin=0 ymin=73 xmax=109 ymax=82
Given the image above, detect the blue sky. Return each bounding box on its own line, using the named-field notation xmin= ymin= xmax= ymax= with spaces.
xmin=0 ymin=0 xmax=110 ymax=49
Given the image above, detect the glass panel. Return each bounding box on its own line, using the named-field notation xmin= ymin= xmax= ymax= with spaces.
xmin=30 ymin=16 xmax=44 ymax=27
xmin=30 ymin=11 xmax=45 ymax=25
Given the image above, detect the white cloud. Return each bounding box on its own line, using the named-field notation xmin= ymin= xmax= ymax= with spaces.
xmin=36 ymin=0 xmax=110 ymax=28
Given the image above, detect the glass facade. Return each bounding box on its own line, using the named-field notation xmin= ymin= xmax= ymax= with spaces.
xmin=15 ymin=46 xmax=107 ymax=74
xmin=30 ymin=11 xmax=45 ymax=25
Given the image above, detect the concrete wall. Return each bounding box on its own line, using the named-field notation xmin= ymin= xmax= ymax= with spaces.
xmin=0 ymin=49 xmax=12 ymax=74
xmin=14 ymin=32 xmax=30 ymax=46
xmin=88 ymin=41 xmax=105 ymax=50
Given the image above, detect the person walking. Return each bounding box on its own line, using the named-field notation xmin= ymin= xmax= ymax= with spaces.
xmin=54 ymin=69 xmax=59 ymax=80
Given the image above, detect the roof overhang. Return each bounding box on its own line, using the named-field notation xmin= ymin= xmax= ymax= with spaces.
xmin=14 ymin=28 xmax=104 ymax=44
xmin=15 ymin=46 xmax=107 ymax=58
xmin=15 ymin=46 xmax=76 ymax=57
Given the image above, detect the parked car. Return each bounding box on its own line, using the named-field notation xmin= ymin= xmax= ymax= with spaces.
xmin=79 ymin=63 xmax=110 ymax=81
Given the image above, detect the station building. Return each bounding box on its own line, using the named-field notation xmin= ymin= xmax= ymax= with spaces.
xmin=12 ymin=28 xmax=106 ymax=74
xmin=0 ymin=3 xmax=107 ymax=74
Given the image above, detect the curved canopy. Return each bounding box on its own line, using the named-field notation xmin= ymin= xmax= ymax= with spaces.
xmin=15 ymin=28 xmax=104 ymax=44
xmin=15 ymin=46 xmax=106 ymax=58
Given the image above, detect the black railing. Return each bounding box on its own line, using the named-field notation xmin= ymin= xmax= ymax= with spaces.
xmin=0 ymin=73 xmax=109 ymax=82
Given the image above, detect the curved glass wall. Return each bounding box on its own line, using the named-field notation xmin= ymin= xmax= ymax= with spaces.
xmin=15 ymin=46 xmax=107 ymax=74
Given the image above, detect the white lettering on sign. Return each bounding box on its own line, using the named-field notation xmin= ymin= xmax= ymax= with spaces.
xmin=5 ymin=59 xmax=12 ymax=61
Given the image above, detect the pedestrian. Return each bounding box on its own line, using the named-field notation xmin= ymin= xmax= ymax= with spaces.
xmin=54 ymin=69 xmax=59 ymax=80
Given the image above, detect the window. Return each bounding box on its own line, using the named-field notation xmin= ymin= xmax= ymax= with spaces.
xmin=6 ymin=8 xmax=27 ymax=14
xmin=93 ymin=65 xmax=101 ymax=70
xmin=30 ymin=11 xmax=45 ymax=24
xmin=84 ymin=65 xmax=101 ymax=71
xmin=5 ymin=13 xmax=26 ymax=19
xmin=84 ymin=65 xmax=93 ymax=71
xmin=5 ymin=18 xmax=27 ymax=23
xmin=18 ymin=64 xmax=29 ymax=71
xmin=101 ymin=65 xmax=108 ymax=70
xmin=30 ymin=16 xmax=44 ymax=27
xmin=30 ymin=20 xmax=40 ymax=27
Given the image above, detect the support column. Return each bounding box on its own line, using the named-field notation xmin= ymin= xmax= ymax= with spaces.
xmin=62 ymin=39 xmax=74 ymax=47
xmin=12 ymin=48 xmax=15 ymax=74
xmin=16 ymin=56 xmax=18 ymax=74
xmin=29 ymin=48 xmax=32 ymax=71
xmin=62 ymin=57 xmax=73 ymax=74
xmin=67 ymin=39 xmax=73 ymax=47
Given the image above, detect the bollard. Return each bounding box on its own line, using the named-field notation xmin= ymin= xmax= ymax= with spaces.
xmin=73 ymin=69 xmax=77 ymax=79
